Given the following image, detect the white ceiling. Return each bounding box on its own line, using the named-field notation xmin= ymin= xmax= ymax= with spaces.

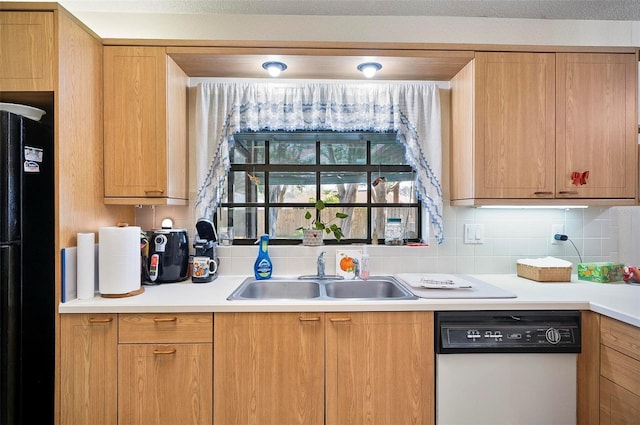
xmin=59 ymin=0 xmax=640 ymax=21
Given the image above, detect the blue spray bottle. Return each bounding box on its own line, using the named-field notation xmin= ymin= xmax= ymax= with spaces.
xmin=254 ymin=234 xmax=273 ymax=280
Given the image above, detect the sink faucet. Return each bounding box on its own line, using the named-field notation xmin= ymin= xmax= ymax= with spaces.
xmin=351 ymin=258 xmax=360 ymax=280
xmin=317 ymin=251 xmax=326 ymax=278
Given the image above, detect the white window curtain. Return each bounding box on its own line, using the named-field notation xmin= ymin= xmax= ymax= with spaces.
xmin=194 ymin=81 xmax=445 ymax=243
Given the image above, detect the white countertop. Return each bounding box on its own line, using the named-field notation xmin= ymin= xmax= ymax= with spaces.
xmin=59 ymin=274 xmax=640 ymax=327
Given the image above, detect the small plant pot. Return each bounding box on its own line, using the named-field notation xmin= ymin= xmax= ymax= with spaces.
xmin=302 ymin=229 xmax=324 ymax=246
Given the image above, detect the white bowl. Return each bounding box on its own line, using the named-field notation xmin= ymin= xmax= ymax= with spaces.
xmin=0 ymin=102 xmax=46 ymax=121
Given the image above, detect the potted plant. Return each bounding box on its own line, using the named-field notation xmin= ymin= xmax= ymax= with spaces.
xmin=298 ymin=200 xmax=348 ymax=245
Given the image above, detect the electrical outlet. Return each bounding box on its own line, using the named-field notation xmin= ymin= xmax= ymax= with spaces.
xmin=551 ymin=224 xmax=565 ymax=244
xmin=464 ymin=224 xmax=484 ymax=244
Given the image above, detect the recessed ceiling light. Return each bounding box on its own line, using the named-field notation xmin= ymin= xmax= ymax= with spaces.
xmin=357 ymin=62 xmax=382 ymax=78
xmin=262 ymin=61 xmax=287 ymax=77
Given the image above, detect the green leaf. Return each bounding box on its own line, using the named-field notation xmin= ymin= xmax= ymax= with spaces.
xmin=304 ymin=211 xmax=312 ymax=220
xmin=315 ymin=199 xmax=326 ymax=211
xmin=335 ymin=212 xmax=348 ymax=219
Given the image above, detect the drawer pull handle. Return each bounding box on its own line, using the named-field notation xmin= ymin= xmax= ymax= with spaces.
xmin=558 ymin=191 xmax=579 ymax=195
xmin=153 ymin=348 xmax=177 ymax=355
xmin=153 ymin=317 xmax=178 ymax=323
xmin=88 ymin=317 xmax=113 ymax=323
xmin=299 ymin=317 xmax=321 ymax=322
xmin=533 ymin=191 xmax=553 ymax=195
xmin=329 ymin=317 xmax=352 ymax=323
xmin=145 ymin=190 xmax=164 ymax=195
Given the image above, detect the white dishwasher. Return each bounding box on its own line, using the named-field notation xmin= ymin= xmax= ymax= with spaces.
xmin=435 ymin=310 xmax=581 ymax=425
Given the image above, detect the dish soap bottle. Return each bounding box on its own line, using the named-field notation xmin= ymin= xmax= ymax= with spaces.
xmin=360 ymin=246 xmax=370 ymax=280
xmin=254 ymin=234 xmax=273 ymax=280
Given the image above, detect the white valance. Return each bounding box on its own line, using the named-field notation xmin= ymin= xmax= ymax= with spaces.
xmin=194 ymin=81 xmax=444 ymax=243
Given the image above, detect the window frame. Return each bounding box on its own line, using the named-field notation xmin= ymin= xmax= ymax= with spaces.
xmin=216 ymin=131 xmax=422 ymax=245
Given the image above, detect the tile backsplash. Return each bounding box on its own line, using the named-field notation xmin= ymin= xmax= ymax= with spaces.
xmin=135 ymin=201 xmax=634 ymax=276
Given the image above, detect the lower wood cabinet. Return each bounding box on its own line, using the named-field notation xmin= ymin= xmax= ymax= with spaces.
xmin=118 ymin=343 xmax=212 ymax=425
xmin=60 ymin=313 xmax=212 ymax=425
xmin=599 ymin=316 xmax=640 ymax=424
xmin=60 ymin=314 xmax=118 ymax=425
xmin=214 ymin=311 xmax=434 ymax=425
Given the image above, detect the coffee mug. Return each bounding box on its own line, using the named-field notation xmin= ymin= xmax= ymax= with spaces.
xmin=192 ymin=256 xmax=218 ymax=278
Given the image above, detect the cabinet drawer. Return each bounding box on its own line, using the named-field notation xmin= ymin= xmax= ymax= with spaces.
xmin=119 ymin=313 xmax=212 ymax=343
xmin=601 ymin=344 xmax=640 ymax=397
xmin=600 ymin=377 xmax=640 ymax=425
xmin=601 ymin=316 xmax=640 ymax=362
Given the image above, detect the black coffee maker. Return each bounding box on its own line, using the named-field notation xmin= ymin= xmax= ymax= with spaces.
xmin=193 ymin=218 xmax=218 ymax=282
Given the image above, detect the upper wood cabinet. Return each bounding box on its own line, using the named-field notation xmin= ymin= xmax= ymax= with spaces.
xmin=556 ymin=53 xmax=637 ymax=200
xmin=0 ymin=12 xmax=55 ymax=91
xmin=450 ymin=51 xmax=637 ymax=206
xmin=103 ymin=46 xmax=188 ymax=205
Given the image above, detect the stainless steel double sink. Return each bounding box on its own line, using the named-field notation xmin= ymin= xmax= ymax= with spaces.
xmin=227 ymin=276 xmax=418 ymax=301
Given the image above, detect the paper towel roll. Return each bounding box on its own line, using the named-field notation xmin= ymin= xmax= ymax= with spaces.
xmin=77 ymin=232 xmax=95 ymax=300
xmin=99 ymin=226 xmax=141 ymax=295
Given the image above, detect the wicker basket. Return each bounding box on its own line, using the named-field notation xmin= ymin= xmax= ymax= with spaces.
xmin=517 ymin=263 xmax=571 ymax=282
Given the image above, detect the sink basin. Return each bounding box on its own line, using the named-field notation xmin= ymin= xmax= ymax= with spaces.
xmin=228 ymin=276 xmax=417 ymax=301
xmin=325 ymin=278 xmax=417 ymax=300
xmin=228 ymin=278 xmax=321 ymax=300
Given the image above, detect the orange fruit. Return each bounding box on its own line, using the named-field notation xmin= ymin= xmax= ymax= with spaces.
xmin=340 ymin=256 xmax=354 ymax=272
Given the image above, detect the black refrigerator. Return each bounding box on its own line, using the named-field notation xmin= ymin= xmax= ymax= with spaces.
xmin=1 ymin=110 xmax=54 ymax=425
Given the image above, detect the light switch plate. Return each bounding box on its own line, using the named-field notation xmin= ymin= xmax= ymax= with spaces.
xmin=464 ymin=224 xmax=484 ymax=244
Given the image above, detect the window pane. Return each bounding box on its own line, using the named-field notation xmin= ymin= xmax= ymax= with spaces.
xmin=371 ymin=207 xmax=418 ymax=241
xmin=332 ymin=206 xmax=367 ymax=239
xmin=269 ymin=172 xmax=316 ymax=203
xmin=371 ymin=139 xmax=407 ymax=165
xmin=216 ymin=207 xmax=264 ymax=240
xmin=270 ymin=140 xmax=315 ymax=164
xmin=371 ymin=172 xmax=416 ymax=203
xmin=320 ymin=140 xmax=366 ymax=165
xmin=271 ymin=207 xmax=308 ymax=238
xmin=231 ymin=138 xmax=265 ymax=164
xmin=320 ymin=172 xmax=367 ymax=204
xmin=223 ymin=171 xmax=265 ymax=203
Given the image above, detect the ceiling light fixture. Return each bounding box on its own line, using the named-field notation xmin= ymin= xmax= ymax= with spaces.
xmin=262 ymin=61 xmax=287 ymax=77
xmin=357 ymin=62 xmax=382 ymax=78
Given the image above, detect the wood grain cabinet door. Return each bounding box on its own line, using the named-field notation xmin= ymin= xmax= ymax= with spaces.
xmin=325 ymin=311 xmax=434 ymax=425
xmin=104 ymin=46 xmax=167 ymax=199
xmin=0 ymin=12 xmax=54 ymax=91
xmin=118 ymin=343 xmax=212 ymax=425
xmin=213 ymin=312 xmax=325 ymax=425
xmin=556 ymin=53 xmax=637 ymax=199
xmin=60 ymin=314 xmax=117 ymax=425
xmin=474 ymin=52 xmax=556 ymax=199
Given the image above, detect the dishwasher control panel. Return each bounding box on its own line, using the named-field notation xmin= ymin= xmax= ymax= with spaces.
xmin=436 ymin=310 xmax=581 ymax=353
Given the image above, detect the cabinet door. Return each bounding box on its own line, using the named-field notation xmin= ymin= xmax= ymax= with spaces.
xmin=213 ymin=312 xmax=324 ymax=425
xmin=600 ymin=377 xmax=640 ymax=425
xmin=0 ymin=12 xmax=54 ymax=91
xmin=556 ymin=53 xmax=637 ymax=199
xmin=325 ymin=312 xmax=434 ymax=425
xmin=60 ymin=314 xmax=117 ymax=425
xmin=118 ymin=343 xmax=212 ymax=425
xmin=475 ymin=52 xmax=556 ymax=199
xmin=104 ymin=46 xmax=168 ymax=199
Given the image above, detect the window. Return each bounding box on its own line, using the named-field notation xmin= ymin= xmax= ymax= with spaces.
xmin=215 ymin=131 xmax=421 ymax=244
